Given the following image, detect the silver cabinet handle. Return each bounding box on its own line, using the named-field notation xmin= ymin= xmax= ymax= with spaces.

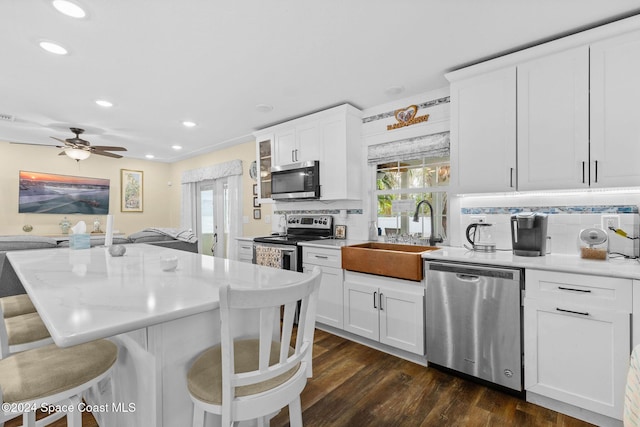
xmin=556 ymin=307 xmax=589 ymax=316
xmin=582 ymin=161 xmax=586 ymax=184
xmin=314 ymin=255 xmax=328 ymax=259
xmin=510 ymin=167 xmax=514 ymax=188
xmin=558 ymin=286 xmax=591 ymax=293
xmin=291 ymin=150 xmax=295 ymax=163
xmin=373 ymin=291 xmax=377 ymax=309
xmin=594 ymin=160 xmax=599 ymax=183
xmin=379 ymin=293 xmax=384 ymax=311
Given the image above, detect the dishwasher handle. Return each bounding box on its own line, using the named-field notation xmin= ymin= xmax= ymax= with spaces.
xmin=456 ymin=273 xmax=480 ymax=281
xmin=427 ymin=261 xmax=520 ymax=282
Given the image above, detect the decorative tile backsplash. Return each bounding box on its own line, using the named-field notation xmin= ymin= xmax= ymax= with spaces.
xmin=461 ymin=205 xmax=639 ymax=215
xmin=460 ymin=204 xmax=639 ymax=257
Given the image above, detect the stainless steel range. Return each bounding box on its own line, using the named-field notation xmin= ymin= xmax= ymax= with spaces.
xmin=253 ymin=214 xmax=333 ymax=272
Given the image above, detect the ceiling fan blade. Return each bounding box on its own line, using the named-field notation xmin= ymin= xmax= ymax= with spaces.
xmin=58 ymin=151 xmax=67 ymax=156
xmin=91 ymin=146 xmax=127 ymax=151
xmin=92 ymin=150 xmax=123 ymax=159
xmin=50 ymin=136 xmax=70 ymax=145
xmin=10 ymin=141 xmax=60 ymax=148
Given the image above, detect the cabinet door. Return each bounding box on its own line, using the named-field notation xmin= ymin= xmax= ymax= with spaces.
xmin=524 ymin=298 xmax=629 ymax=419
xmin=378 ymin=285 xmax=424 ymax=355
xmin=295 ymin=122 xmax=321 ymax=163
xmin=452 ymin=67 xmax=516 ymax=193
xmin=343 ymin=280 xmax=378 ymax=341
xmin=304 ymin=264 xmax=343 ymax=329
xmin=273 ymin=128 xmax=296 ymax=166
xmin=591 ymin=30 xmax=640 ymax=187
xmin=255 ymin=135 xmax=273 ymax=201
xmin=318 ymin=115 xmax=347 ymax=200
xmin=517 ymin=46 xmax=589 ymax=190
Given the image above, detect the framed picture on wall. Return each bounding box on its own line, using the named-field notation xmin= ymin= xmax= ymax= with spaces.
xmin=253 ymin=209 xmax=261 ymax=220
xmin=252 ymin=183 xmax=258 ymax=196
xmin=335 ymin=225 xmax=347 ymax=239
xmin=121 ymin=169 xmax=143 ymax=212
xmin=253 ymin=197 xmax=261 ymax=208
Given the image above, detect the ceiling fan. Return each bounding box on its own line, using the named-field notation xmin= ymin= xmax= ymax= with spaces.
xmin=51 ymin=127 xmax=127 ymax=160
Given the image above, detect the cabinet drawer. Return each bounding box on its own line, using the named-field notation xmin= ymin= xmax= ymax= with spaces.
xmin=526 ymin=269 xmax=632 ymax=311
xmin=303 ymin=247 xmax=341 ymax=268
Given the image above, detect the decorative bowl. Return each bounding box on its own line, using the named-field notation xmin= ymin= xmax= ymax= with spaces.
xmin=160 ymin=255 xmax=178 ymax=271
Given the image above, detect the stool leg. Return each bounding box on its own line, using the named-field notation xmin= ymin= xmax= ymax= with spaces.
xmin=192 ymin=405 xmax=205 ymax=427
xmin=67 ymin=395 xmax=82 ymax=427
xmin=24 ymin=411 xmax=36 ymax=427
xmin=289 ymin=396 xmax=303 ymax=427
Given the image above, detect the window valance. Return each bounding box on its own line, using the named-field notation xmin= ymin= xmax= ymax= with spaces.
xmin=367 ymin=132 xmax=450 ymax=165
xmin=181 ymin=159 xmax=243 ymax=184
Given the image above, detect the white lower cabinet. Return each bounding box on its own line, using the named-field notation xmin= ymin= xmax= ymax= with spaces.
xmin=235 ymin=238 xmax=254 ymax=263
xmin=302 ymin=246 xmax=344 ymax=329
xmin=524 ymin=269 xmax=631 ymax=421
xmin=343 ymin=271 xmax=425 ymax=355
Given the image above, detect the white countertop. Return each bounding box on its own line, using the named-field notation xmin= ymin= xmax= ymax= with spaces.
xmin=7 ymin=244 xmax=307 ymax=347
xmin=422 ymin=246 xmax=640 ymax=280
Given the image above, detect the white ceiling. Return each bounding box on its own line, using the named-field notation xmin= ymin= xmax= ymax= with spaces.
xmin=1 ymin=1 xmax=640 ymax=162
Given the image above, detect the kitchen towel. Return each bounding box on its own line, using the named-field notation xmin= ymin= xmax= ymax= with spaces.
xmin=625 ymin=344 xmax=640 ymax=426
xmin=254 ymin=246 xmax=283 ymax=269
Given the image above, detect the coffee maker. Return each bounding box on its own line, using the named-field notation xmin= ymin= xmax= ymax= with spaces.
xmin=511 ymin=212 xmax=548 ymax=256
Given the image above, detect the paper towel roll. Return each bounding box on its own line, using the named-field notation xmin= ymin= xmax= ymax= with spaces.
xmin=105 ymin=215 xmax=114 ymax=247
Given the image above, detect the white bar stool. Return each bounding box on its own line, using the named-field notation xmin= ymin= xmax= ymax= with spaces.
xmin=187 ymin=267 xmax=322 ymax=427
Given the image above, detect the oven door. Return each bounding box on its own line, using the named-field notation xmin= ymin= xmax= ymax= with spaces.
xmin=253 ymin=242 xmax=298 ymax=271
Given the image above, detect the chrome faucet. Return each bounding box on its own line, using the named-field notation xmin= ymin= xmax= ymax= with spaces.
xmin=412 ymin=199 xmax=443 ymax=246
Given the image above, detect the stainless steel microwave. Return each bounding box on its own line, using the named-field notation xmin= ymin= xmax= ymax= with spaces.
xmin=270 ymin=160 xmax=320 ymax=200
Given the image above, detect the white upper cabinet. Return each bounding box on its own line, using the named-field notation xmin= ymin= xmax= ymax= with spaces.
xmin=254 ymin=104 xmax=362 ymax=201
xmin=273 ymin=123 xmax=322 ymax=165
xmin=273 ymin=128 xmax=297 ymax=165
xmin=450 ymin=16 xmax=640 ymax=193
xmin=517 ymin=46 xmax=590 ymax=190
xmin=451 ymin=67 xmax=517 ymax=193
xmin=590 ymin=29 xmax=640 ymax=188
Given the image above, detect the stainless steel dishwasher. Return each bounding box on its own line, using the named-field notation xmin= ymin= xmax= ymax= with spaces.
xmin=425 ymin=261 xmax=523 ymax=392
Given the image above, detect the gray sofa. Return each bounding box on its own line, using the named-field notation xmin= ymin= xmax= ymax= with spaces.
xmin=0 ymin=232 xmax=198 ymax=297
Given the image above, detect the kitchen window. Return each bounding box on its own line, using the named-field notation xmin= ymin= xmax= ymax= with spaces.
xmin=369 ymin=132 xmax=450 ymax=243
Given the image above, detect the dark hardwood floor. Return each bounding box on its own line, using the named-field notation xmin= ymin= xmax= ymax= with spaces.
xmin=272 ymin=329 xmax=594 ymax=427
xmin=6 ymin=329 xmax=596 ymax=427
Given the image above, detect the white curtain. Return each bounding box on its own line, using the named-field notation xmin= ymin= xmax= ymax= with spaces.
xmin=181 ymin=159 xmax=243 ymax=256
xmin=367 ymin=131 xmax=450 ymax=164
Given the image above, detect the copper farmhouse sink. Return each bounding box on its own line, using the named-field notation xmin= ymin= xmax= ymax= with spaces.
xmin=341 ymin=242 xmax=439 ymax=281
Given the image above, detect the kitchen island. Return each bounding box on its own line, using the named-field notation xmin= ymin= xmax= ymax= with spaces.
xmin=7 ymin=243 xmax=307 ymax=427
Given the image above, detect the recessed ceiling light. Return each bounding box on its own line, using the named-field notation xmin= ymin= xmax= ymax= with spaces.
xmin=255 ymin=104 xmax=274 ymax=113
xmin=95 ymin=99 xmax=113 ymax=108
xmin=39 ymin=41 xmax=68 ymax=55
xmin=145 ymin=154 xmax=155 ymax=159
xmin=52 ymin=0 xmax=86 ymax=18
xmin=182 ymin=121 xmax=196 ymax=128
xmin=385 ymin=85 xmax=405 ymax=96
xmin=171 ymin=145 xmax=183 ymax=150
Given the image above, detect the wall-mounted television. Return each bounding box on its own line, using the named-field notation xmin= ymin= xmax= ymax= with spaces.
xmin=18 ymin=171 xmax=110 ymax=215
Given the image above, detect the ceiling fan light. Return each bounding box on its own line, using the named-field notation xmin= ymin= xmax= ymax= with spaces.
xmin=65 ymin=148 xmax=90 ymax=160
xmin=52 ymin=0 xmax=86 ymax=18
xmin=182 ymin=121 xmax=196 ymax=128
